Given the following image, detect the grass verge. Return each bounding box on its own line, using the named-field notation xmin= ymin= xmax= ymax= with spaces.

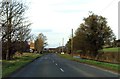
xmin=58 ymin=53 xmax=119 ymax=73
xmin=2 ymin=53 xmax=42 ymax=77
xmin=99 ymin=47 xmax=120 ymax=52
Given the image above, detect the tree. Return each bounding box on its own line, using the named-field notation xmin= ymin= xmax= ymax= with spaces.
xmin=0 ymin=0 xmax=31 ymax=60
xmin=70 ymin=12 xmax=116 ymax=58
xmin=34 ymin=33 xmax=47 ymax=53
xmin=65 ymin=38 xmax=71 ymax=54
xmin=73 ymin=26 xmax=88 ymax=56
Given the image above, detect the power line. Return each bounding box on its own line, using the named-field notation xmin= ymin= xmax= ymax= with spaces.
xmin=99 ymin=0 xmax=117 ymax=14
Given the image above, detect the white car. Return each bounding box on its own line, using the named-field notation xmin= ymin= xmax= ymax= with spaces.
xmin=61 ymin=52 xmax=64 ymax=54
xmin=30 ymin=49 xmax=33 ymax=53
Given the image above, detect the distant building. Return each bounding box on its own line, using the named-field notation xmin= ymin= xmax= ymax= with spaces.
xmin=56 ymin=46 xmax=66 ymax=53
xmin=116 ymin=39 xmax=120 ymax=47
xmin=48 ymin=48 xmax=56 ymax=53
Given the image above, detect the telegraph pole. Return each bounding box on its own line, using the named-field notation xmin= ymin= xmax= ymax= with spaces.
xmin=71 ymin=29 xmax=73 ymax=57
xmin=62 ymin=38 xmax=64 ymax=52
xmin=59 ymin=43 xmax=60 ymax=53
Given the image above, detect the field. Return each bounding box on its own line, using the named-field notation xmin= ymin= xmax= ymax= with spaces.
xmin=2 ymin=53 xmax=42 ymax=77
xmin=78 ymin=47 xmax=119 ymax=63
xmin=100 ymin=47 xmax=119 ymax=52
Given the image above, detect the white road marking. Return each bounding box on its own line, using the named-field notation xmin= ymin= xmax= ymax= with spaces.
xmin=60 ymin=68 xmax=64 ymax=72
xmin=55 ymin=63 xmax=58 ymax=65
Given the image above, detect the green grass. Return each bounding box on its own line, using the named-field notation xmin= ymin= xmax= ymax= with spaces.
xmin=2 ymin=53 xmax=42 ymax=77
xmin=58 ymin=53 xmax=119 ymax=72
xmin=100 ymin=47 xmax=120 ymax=52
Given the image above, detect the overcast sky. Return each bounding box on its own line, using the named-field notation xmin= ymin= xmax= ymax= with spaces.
xmin=25 ymin=0 xmax=119 ymax=48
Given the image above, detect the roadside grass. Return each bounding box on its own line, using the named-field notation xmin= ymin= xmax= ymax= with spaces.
xmin=2 ymin=53 xmax=42 ymax=77
xmin=58 ymin=53 xmax=119 ymax=72
xmin=99 ymin=47 xmax=120 ymax=52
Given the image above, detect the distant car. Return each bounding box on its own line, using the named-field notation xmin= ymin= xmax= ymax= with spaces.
xmin=61 ymin=52 xmax=64 ymax=54
xmin=30 ymin=49 xmax=33 ymax=53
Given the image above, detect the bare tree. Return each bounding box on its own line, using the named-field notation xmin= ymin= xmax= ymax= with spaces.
xmin=0 ymin=0 xmax=31 ymax=60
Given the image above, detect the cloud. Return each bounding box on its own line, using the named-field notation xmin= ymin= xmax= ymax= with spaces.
xmin=54 ymin=10 xmax=86 ymax=13
xmin=32 ymin=29 xmax=53 ymax=33
xmin=26 ymin=0 xmax=119 ymax=47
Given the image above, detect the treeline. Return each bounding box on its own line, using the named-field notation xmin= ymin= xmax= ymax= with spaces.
xmin=66 ymin=12 xmax=117 ymax=59
xmin=0 ymin=0 xmax=31 ymax=60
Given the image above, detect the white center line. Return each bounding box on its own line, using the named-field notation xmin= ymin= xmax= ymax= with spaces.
xmin=60 ymin=68 xmax=64 ymax=72
xmin=53 ymin=60 xmax=54 ymax=63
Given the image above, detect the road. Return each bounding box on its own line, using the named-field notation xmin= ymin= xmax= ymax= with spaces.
xmin=10 ymin=53 xmax=119 ymax=77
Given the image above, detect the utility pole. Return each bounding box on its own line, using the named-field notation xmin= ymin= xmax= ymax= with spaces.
xmin=118 ymin=2 xmax=120 ymax=65
xmin=62 ymin=38 xmax=64 ymax=52
xmin=71 ymin=29 xmax=73 ymax=57
xmin=59 ymin=43 xmax=60 ymax=53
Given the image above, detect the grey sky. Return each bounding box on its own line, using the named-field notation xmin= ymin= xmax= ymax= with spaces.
xmin=24 ymin=0 xmax=119 ymax=48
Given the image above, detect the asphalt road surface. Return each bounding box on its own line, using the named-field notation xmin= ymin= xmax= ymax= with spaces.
xmin=10 ymin=53 xmax=119 ymax=77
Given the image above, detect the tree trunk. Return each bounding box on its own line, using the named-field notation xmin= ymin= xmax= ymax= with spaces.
xmin=91 ymin=50 xmax=98 ymax=59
